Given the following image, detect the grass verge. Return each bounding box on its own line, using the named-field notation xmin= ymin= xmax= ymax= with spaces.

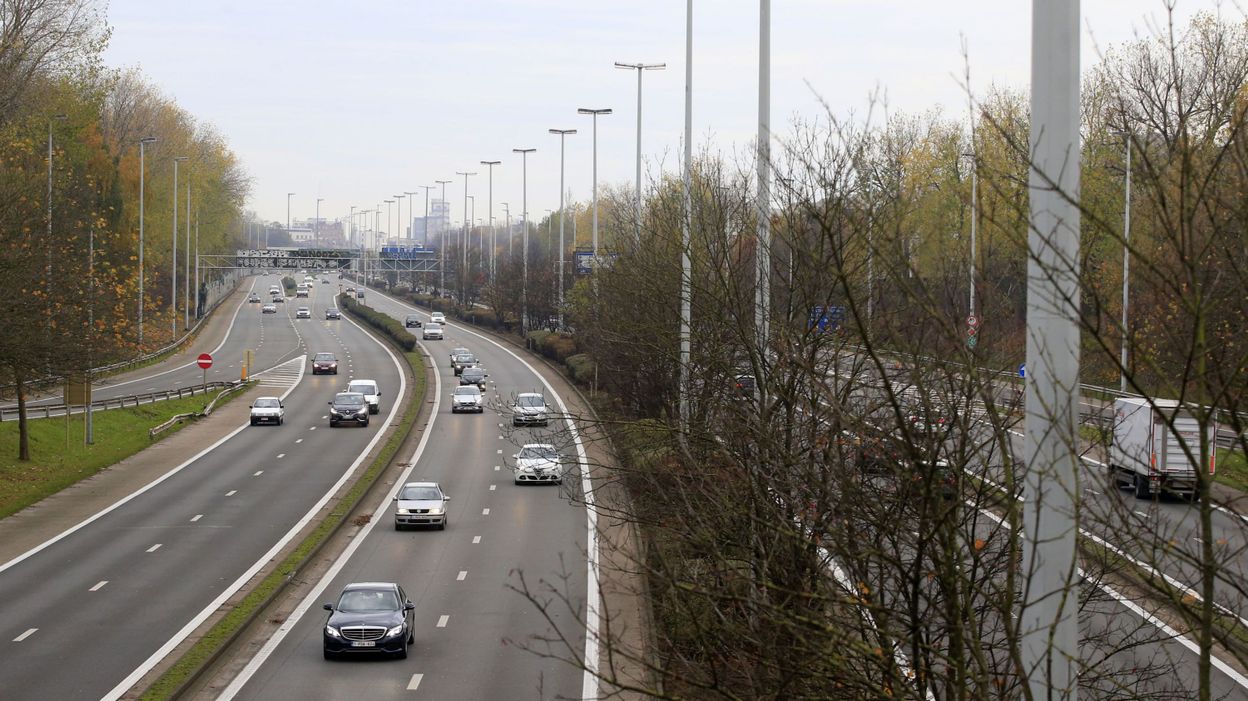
xmin=0 ymin=389 xmax=249 ymax=521
xmin=138 ymin=345 xmax=427 ymax=700
xmin=1215 ymin=448 xmax=1248 ymax=493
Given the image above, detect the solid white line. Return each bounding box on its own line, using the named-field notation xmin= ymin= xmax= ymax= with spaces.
xmin=147 ymin=544 xmax=162 ymax=553
xmin=13 ymin=628 xmax=37 ymax=642
xmin=218 ymin=315 xmax=434 ymax=700
xmin=369 ymin=288 xmax=603 ymax=700
xmin=407 ymin=673 xmax=423 ymax=691
xmin=100 ymin=332 xmax=392 ymax=700
xmin=225 ymin=490 xmax=237 ymax=497
xmin=90 ymin=581 xmax=108 ymax=592
xmin=472 ymin=535 xmax=481 ymax=544
xmin=190 ymin=515 xmax=203 ymax=522
xmin=436 ymin=615 xmax=449 ymax=628
xmin=0 ymin=358 xmax=301 ymax=578
xmin=456 ymin=571 xmax=467 ymax=581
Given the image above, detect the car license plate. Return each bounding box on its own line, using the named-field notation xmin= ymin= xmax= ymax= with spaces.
xmin=351 ymin=641 xmax=375 ymax=647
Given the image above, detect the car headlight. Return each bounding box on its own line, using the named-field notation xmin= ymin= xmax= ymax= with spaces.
xmin=325 ymin=625 xmax=341 ymax=638
xmin=386 ymin=624 xmax=405 ymax=637
xmin=396 ymin=508 xmax=408 ymax=514
xmin=357 ymin=410 xmax=368 ymax=417
xmin=428 ymin=508 xmax=444 ymax=515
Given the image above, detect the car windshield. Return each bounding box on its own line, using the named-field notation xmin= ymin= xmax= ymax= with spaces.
xmin=406 ymin=315 xmax=419 ymax=321
xmin=519 ymin=446 xmax=557 ymax=460
xmin=454 ymin=354 xmax=474 ymax=362
xmin=349 ymin=383 xmax=376 ymax=394
xmin=426 ymin=323 xmax=441 ymax=330
xmin=463 ymin=369 xmax=483 ymax=378
xmin=399 ymin=485 xmax=443 ymax=500
xmin=335 ymin=394 xmax=365 ymax=406
xmin=453 ymin=387 xmax=480 ymax=396
xmin=254 ymin=398 xmax=280 ymax=408
xmin=517 ymin=395 xmax=545 ymax=408
xmin=336 ymin=588 xmax=400 ymax=612
xmin=314 ymin=353 xmax=335 ymax=361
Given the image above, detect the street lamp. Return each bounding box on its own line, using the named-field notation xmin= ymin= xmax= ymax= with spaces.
xmin=480 ymin=160 xmax=500 ymax=281
xmin=284 ymin=192 xmax=295 ymax=248
xmin=679 ymin=0 xmax=693 ymax=426
xmin=316 ymin=197 xmax=324 ymax=246
xmin=513 ymin=148 xmax=536 ymax=333
xmin=456 ymin=171 xmax=477 ymax=304
xmin=501 ymin=202 xmax=511 ymax=257
xmin=171 ymin=156 xmax=188 ymax=339
xmin=615 ymin=62 xmax=665 ymax=242
xmin=754 ymin=1 xmax=771 ymax=377
xmin=385 ymin=199 xmax=395 ymax=244
xmin=436 ymin=179 xmax=452 ymax=291
xmin=1119 ymin=130 xmax=1132 ymax=393
xmin=577 ymin=108 xmax=612 ymax=274
xmin=404 ymin=191 xmax=418 ymax=243
xmin=45 ymin=113 xmax=67 ymax=335
xmin=137 ymin=137 xmax=157 ymax=347
xmin=549 ymin=128 xmax=576 ymax=327
xmin=184 ymin=175 xmax=192 ymax=331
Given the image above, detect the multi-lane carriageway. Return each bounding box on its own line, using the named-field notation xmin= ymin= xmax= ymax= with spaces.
xmin=0 ymin=277 xmax=599 ymax=701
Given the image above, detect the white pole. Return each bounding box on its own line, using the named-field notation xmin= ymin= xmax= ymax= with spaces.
xmin=679 ymin=0 xmax=693 ymax=427
xmin=171 ymin=157 xmax=185 ymax=339
xmin=184 ymin=179 xmax=191 ymax=331
xmin=139 ymin=138 xmax=155 ymax=347
xmin=1120 ymin=137 xmax=1131 ymax=393
xmin=1022 ymin=1 xmax=1081 ymax=697
xmin=755 ymin=0 xmax=770 ymax=374
xmin=970 ymin=162 xmax=978 ymax=318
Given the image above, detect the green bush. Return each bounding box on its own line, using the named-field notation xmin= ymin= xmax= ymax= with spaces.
xmin=341 ymin=295 xmax=417 ymax=351
xmin=281 ymin=276 xmax=297 ymax=294
xmin=566 ymin=353 xmax=595 ymax=385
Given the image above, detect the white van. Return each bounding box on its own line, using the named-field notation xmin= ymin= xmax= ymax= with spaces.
xmin=347 ymin=379 xmax=381 ymax=414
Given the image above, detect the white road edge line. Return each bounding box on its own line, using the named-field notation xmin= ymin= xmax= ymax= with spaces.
xmin=218 ymin=321 xmax=438 ymax=700
xmin=0 ymin=355 xmax=303 ymax=578
xmin=99 ymin=318 xmax=399 ymax=700
xmin=370 ymin=288 xmax=602 ymax=701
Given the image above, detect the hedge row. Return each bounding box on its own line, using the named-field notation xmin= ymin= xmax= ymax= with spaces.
xmin=281 ymin=276 xmax=297 ymax=294
xmin=340 ymin=294 xmax=418 ymax=351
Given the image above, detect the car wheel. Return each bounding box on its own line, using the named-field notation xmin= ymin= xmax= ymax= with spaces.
xmin=330 ymin=420 xmax=339 ymax=428
xmin=323 ymin=649 xmax=336 ymax=661
xmin=362 ymin=419 xmax=370 ymax=427
xmin=250 ymin=418 xmax=256 ymax=426
xmin=395 ymin=643 xmax=408 ymax=660
xmin=370 ymin=406 xmax=379 ymax=414
xmin=278 ymin=417 xmax=284 ymax=426
xmin=394 ymin=522 xmax=404 ymax=531
xmin=1134 ymin=475 xmax=1152 ymax=499
xmin=514 ymin=478 xmax=522 ymax=485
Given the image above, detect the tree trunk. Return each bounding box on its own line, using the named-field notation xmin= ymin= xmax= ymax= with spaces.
xmin=15 ymin=367 xmax=30 ymax=461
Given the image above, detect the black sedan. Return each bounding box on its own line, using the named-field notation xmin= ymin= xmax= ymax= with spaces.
xmin=322 ymin=582 xmax=414 ymax=659
xmin=404 ymin=314 xmax=422 ymax=328
xmin=325 ymin=307 xmax=341 ymax=320
xmin=328 ymin=392 xmax=370 ymax=427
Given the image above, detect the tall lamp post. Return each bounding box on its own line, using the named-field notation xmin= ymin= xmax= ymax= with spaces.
xmin=615 ymin=62 xmax=665 ymax=243
xmin=419 ymin=186 xmax=434 ymax=247
xmin=577 ymin=108 xmax=612 ymax=274
xmin=501 ymin=203 xmax=511 ymax=257
xmin=184 ymin=175 xmax=192 ymax=331
xmin=679 ymin=0 xmax=693 ymax=426
xmin=548 ymin=128 xmax=576 ymax=327
xmin=456 ymin=171 xmax=477 ymax=304
xmin=436 ymin=179 xmax=452 ymax=291
xmin=171 ymin=156 xmax=188 ymax=339
xmin=480 ymin=160 xmax=500 ymax=282
xmin=512 ymin=148 xmax=535 ymax=333
xmin=45 ymin=113 xmax=67 ymax=336
xmin=755 ymin=1 xmax=771 ymax=376
xmin=1119 ymin=131 xmax=1132 ymax=393
xmin=137 ymin=136 xmax=157 ymax=347
xmin=285 ymin=192 xmax=295 ymax=248
xmin=404 ymin=191 xmax=418 ymax=242
xmin=316 ymin=197 xmax=324 ymax=247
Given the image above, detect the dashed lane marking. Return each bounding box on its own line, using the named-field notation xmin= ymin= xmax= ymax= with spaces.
xmin=90 ymin=581 xmax=108 ymax=592
xmin=147 ymin=544 xmax=162 ymax=553
xmin=456 ymin=571 xmax=467 ymax=581
xmin=472 ymin=536 xmax=481 ymax=544
xmin=190 ymin=515 xmax=203 ymax=522
xmin=13 ymin=628 xmax=36 ymax=642
xmin=436 ymin=615 xmax=449 ymax=628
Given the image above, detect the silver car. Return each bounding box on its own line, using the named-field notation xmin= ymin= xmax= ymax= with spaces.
xmin=512 ymin=392 xmax=549 ymax=427
xmin=422 ymin=323 xmax=443 ymax=340
xmin=393 ymin=481 xmax=450 ymax=530
xmin=513 ymin=444 xmax=563 ymax=485
xmin=451 ymin=386 xmax=484 ymax=413
xmin=249 ymin=396 xmax=285 ymax=426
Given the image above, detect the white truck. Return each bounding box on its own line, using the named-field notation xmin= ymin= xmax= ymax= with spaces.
xmin=1110 ymin=398 xmax=1216 ymax=499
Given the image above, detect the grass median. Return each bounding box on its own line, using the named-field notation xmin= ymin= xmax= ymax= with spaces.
xmin=0 ymin=390 xmax=249 ymax=521
xmin=139 ymin=345 xmax=427 ymax=700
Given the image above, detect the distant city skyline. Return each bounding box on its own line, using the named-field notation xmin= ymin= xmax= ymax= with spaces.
xmin=104 ymin=1 xmax=1221 ymax=226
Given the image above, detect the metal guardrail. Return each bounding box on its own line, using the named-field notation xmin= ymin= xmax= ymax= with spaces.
xmin=0 ymin=381 xmax=234 ymax=422
xmin=0 ymin=270 xmax=244 ymax=400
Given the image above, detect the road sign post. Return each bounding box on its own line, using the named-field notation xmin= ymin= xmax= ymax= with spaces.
xmin=197 ymin=353 xmax=213 ymax=389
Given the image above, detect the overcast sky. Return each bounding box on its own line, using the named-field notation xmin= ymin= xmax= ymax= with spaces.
xmin=103 ymin=1 xmax=1227 ymax=234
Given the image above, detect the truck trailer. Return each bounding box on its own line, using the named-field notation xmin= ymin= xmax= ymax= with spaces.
xmin=1110 ymin=398 xmax=1216 ymax=499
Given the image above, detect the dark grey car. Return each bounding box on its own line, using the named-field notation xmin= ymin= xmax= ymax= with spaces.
xmin=322 ymin=582 xmax=415 ymax=659
xmin=328 ymin=392 xmax=369 ymax=427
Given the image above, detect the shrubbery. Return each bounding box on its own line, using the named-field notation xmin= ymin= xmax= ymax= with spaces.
xmin=281 ymin=276 xmax=297 ymax=294
xmin=340 ymin=295 xmax=417 ymax=351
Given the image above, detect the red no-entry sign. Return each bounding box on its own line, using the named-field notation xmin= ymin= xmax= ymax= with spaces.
xmin=197 ymin=353 xmax=213 ymax=369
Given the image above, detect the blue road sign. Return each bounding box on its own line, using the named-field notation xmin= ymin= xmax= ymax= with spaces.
xmin=1018 ymin=363 xmax=1026 ymax=378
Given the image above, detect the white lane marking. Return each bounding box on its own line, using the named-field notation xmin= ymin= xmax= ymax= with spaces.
xmin=13 ymin=628 xmax=37 ymax=642
xmin=226 ymin=490 xmax=237 ymax=497
xmin=147 ymin=544 xmax=162 ymax=553
xmin=494 ymin=466 xmax=500 ymax=471
xmin=456 ymin=571 xmax=467 ymax=581
xmin=190 ymin=514 xmax=203 ymax=522
xmin=472 ymin=536 xmax=481 ymax=544
xmin=498 ymin=435 xmax=504 ymax=440
xmin=496 ymin=449 xmax=503 ymax=454
xmin=216 ymin=309 xmax=415 ymax=701
xmin=436 ymin=615 xmax=449 ymax=628
xmin=277 ymin=454 xmax=286 ymax=459
xmin=309 ymin=427 xmax=317 ymax=431
xmin=1134 ymin=510 xmax=1149 ymax=518
xmin=407 ymin=674 xmax=423 ymax=691
xmin=489 ymin=485 xmax=496 ymax=491
xmin=482 ymin=508 xmax=490 ymax=516
xmin=90 ymin=581 xmax=108 ymax=592
xmin=253 ymin=471 xmax=263 ymax=477
xmin=295 ymin=439 xmax=303 ymax=444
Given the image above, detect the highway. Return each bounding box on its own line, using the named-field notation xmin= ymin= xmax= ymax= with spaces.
xmin=0 ymin=275 xmax=408 ymax=700
xmin=223 ymin=288 xmax=595 ymax=701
